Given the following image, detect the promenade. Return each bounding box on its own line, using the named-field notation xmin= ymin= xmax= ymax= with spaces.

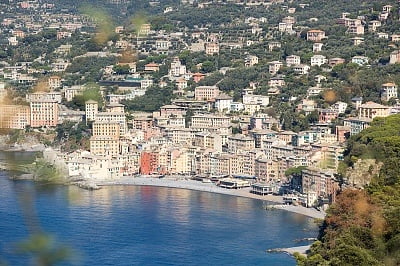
xmin=96 ymin=177 xmax=326 ymax=219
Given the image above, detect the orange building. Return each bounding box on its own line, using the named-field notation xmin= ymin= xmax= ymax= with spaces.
xmin=140 ymin=151 xmax=160 ymax=175
xmin=192 ymin=72 xmax=205 ymax=83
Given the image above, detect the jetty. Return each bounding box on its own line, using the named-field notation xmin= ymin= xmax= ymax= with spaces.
xmin=267 ymin=245 xmax=311 ymax=256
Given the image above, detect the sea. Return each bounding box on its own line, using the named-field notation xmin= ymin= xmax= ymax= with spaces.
xmin=0 ymin=152 xmax=319 ymax=265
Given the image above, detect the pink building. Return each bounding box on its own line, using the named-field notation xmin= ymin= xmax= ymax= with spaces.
xmin=318 ymin=109 xmax=338 ymax=123
xmin=195 ymin=86 xmax=220 ymax=101
xmin=30 ymin=100 xmax=58 ymax=127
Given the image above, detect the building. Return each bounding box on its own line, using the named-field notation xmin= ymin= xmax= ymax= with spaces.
xmin=268 ymin=77 xmax=285 ymax=88
xmin=269 ymin=61 xmax=283 ymax=75
xmin=90 ymin=136 xmax=119 ymax=156
xmin=140 ymin=151 xmax=159 ymax=175
xmin=307 ymin=30 xmax=326 ymax=42
xmin=286 ymin=55 xmax=301 ymax=66
xmin=0 ymin=82 xmax=6 ymax=101
xmin=302 ymin=167 xmax=339 ymax=206
xmin=138 ymin=24 xmax=151 ymax=36
xmin=351 ymin=56 xmax=369 ymax=66
xmin=336 ymin=126 xmax=350 ymax=143
xmin=268 ymin=41 xmax=281 ymax=52
xmin=144 ymin=63 xmax=160 ymax=72
xmin=245 ymin=55 xmax=259 ymax=67
xmin=95 ymin=112 xmax=127 ymax=136
xmin=192 ymin=72 xmax=206 ymax=83
xmin=390 ymin=50 xmax=400 ymax=64
xmin=369 ymin=20 xmax=381 ymax=32
xmin=215 ymin=94 xmax=233 ymax=113
xmin=319 ymin=109 xmax=338 ymax=123
xmin=195 ymin=86 xmax=220 ymax=101
xmin=85 ymin=100 xmax=98 ymax=122
xmin=48 ymin=76 xmax=61 ymax=89
xmin=205 ymin=43 xmax=220 ymax=55
xmin=391 ymin=34 xmax=400 ymax=42
xmin=293 ymin=64 xmax=310 ymax=75
xmin=313 ymin=43 xmax=323 ymax=52
xmin=347 ymin=25 xmax=364 ymax=35
xmin=227 ymin=134 xmax=255 ymax=152
xmin=155 ymin=40 xmax=171 ymax=51
xmin=311 ymin=55 xmax=327 ymax=66
xmin=26 ymin=92 xmax=62 ymax=103
xmin=92 ymin=121 xmax=120 ymax=138
xmin=0 ymin=105 xmax=30 ymax=129
xmin=278 ymin=22 xmax=293 ymax=33
xmin=169 ymin=57 xmax=186 ymax=77
xmin=358 ymin=101 xmax=390 ymax=119
xmin=329 ymin=58 xmax=345 ymax=66
xmin=344 ymin=117 xmax=372 ymax=135
xmin=191 ymin=114 xmax=230 ymax=129
xmin=64 ymin=86 xmax=83 ymax=102
xmin=243 ymin=94 xmax=270 ymax=106
xmin=30 ymin=100 xmax=58 ymax=128
xmin=381 ymin=83 xmax=398 ymax=102
xmin=297 ymin=99 xmax=316 ymax=115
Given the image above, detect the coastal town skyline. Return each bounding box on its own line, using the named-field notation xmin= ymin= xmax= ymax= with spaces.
xmin=1 ymin=0 xmax=400 ymax=265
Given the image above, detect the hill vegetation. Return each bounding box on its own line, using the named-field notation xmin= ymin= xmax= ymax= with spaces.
xmin=296 ymin=114 xmax=400 ymax=265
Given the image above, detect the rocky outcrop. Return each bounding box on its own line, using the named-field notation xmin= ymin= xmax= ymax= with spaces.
xmin=344 ymin=159 xmax=383 ymax=188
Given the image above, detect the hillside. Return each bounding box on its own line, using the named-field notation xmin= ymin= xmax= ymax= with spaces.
xmin=296 ymin=115 xmax=400 ymax=265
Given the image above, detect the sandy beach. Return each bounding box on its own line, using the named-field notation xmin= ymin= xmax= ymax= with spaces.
xmin=95 ymin=177 xmax=326 ymax=219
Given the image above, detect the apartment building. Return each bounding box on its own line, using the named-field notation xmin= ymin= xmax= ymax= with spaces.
xmin=85 ymin=100 xmax=98 ymax=122
xmin=92 ymin=121 xmax=120 ymax=138
xmin=194 ymin=86 xmax=220 ymax=101
xmin=30 ymin=99 xmax=58 ymax=128
xmin=48 ymin=76 xmax=61 ymax=89
xmin=227 ymin=134 xmax=255 ymax=153
xmin=0 ymin=105 xmax=30 ymax=129
xmin=95 ymin=112 xmax=127 ymax=136
xmin=26 ymin=92 xmax=62 ymax=103
xmin=90 ymin=136 xmax=120 ymax=157
xmin=191 ymin=114 xmax=230 ymax=129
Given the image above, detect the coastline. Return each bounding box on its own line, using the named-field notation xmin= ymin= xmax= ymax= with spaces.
xmin=95 ymin=177 xmax=326 ymax=219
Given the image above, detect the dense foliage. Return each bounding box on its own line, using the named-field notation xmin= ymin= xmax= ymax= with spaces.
xmin=121 ymin=85 xmax=176 ymax=112
xmin=297 ymin=115 xmax=400 ymax=265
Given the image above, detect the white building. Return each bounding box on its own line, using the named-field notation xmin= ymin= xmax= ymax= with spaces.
xmin=293 ymin=64 xmax=310 ymax=75
xmin=243 ymin=94 xmax=270 ymax=106
xmin=286 ymin=55 xmax=301 ymax=66
xmin=331 ymin=101 xmax=348 ymax=114
xmin=244 ymin=55 xmax=259 ymax=67
xmin=311 ymin=55 xmax=327 ymax=66
xmin=169 ymin=57 xmax=186 ymax=77
xmin=313 ymin=43 xmax=323 ymax=52
xmin=381 ymin=83 xmax=398 ymax=102
xmin=85 ymin=100 xmax=98 ymax=122
xmin=215 ymin=94 xmax=233 ymax=113
xmin=351 ymin=56 xmax=369 ymax=66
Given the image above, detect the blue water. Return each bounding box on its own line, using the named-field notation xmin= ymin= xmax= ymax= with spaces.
xmin=0 ymin=153 xmax=318 ymax=265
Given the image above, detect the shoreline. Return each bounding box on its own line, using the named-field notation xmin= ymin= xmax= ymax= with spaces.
xmin=95 ymin=177 xmax=326 ymax=219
